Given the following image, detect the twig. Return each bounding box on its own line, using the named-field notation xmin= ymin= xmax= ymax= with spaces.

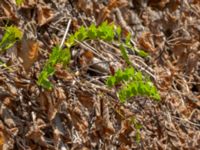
xmin=171 ymin=115 xmax=200 ymax=128
xmin=60 ymin=19 xmax=72 ymax=48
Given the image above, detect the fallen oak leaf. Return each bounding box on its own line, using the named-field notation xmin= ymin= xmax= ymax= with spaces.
xmin=0 ymin=0 xmax=18 ymax=21
xmin=17 ymin=38 xmax=39 ymax=71
xmin=36 ymin=5 xmax=54 ymax=26
xmin=138 ymin=32 xmax=156 ymax=53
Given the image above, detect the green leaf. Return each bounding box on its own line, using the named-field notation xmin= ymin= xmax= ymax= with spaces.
xmin=125 ymin=33 xmax=131 ymax=47
xmin=106 ymin=66 xmax=160 ymax=102
xmin=59 ymin=48 xmax=71 ymax=66
xmin=130 ymin=82 xmax=138 ymax=95
xmin=124 ymin=67 xmax=134 ymax=80
xmin=38 ymin=78 xmax=53 ymax=90
xmin=133 ymin=47 xmax=148 ymax=57
xmin=16 ymin=0 xmax=24 ymax=5
xmin=88 ymin=24 xmax=97 ymax=39
xmin=65 ymin=35 xmax=75 ymax=48
xmin=118 ymin=90 xmax=126 ymax=103
xmin=46 ymin=65 xmax=55 ymax=76
xmin=0 ymin=26 xmax=22 ymax=52
xmin=119 ymin=44 xmax=130 ymax=65
xmin=115 ymin=69 xmax=124 ymax=83
xmin=134 ymin=71 xmax=143 ymax=81
xmin=116 ymin=26 xmax=121 ymax=41
xmin=106 ymin=76 xmax=116 ymax=87
xmin=75 ymin=26 xmax=87 ymax=41
xmin=48 ymin=46 xmax=61 ymax=65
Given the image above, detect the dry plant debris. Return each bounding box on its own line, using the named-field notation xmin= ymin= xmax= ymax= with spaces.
xmin=0 ymin=0 xmax=200 ymax=149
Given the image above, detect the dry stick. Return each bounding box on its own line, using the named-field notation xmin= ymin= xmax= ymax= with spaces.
xmin=75 ymin=40 xmax=106 ymax=61
xmin=100 ymin=40 xmax=156 ymax=80
xmin=60 ymin=18 xmax=72 ymax=48
xmin=56 ymin=20 xmax=71 ymax=150
xmin=171 ymin=115 xmax=200 ymax=128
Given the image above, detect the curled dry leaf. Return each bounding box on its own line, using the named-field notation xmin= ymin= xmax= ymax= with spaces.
xmin=76 ymin=91 xmax=94 ymax=110
xmin=36 ymin=6 xmax=54 ymax=26
xmin=17 ymin=38 xmax=39 ymax=71
xmin=79 ymin=50 xmax=94 ymax=73
xmin=96 ymin=0 xmax=128 ymax=25
xmin=68 ymin=106 xmax=88 ymax=137
xmin=55 ymin=65 xmax=74 ymax=81
xmin=39 ymin=91 xmax=57 ymax=120
xmin=148 ymin=0 xmax=170 ymax=9
xmin=138 ymin=32 xmax=156 ymax=53
xmin=0 ymin=131 xmax=5 ymax=150
xmin=118 ymin=120 xmax=133 ymax=145
xmin=25 ymin=127 xmax=52 ymax=148
xmin=0 ymin=122 xmax=8 ymax=150
xmin=38 ymin=87 xmax=66 ymax=121
xmin=186 ymin=52 xmax=199 ymax=74
xmin=94 ymin=94 xmax=115 ymax=138
xmin=76 ymin=0 xmax=93 ymax=15
xmin=0 ymin=0 xmax=18 ymax=21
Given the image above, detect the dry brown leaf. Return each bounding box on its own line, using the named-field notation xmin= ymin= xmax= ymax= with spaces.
xmin=0 ymin=122 xmax=6 ymax=150
xmin=186 ymin=52 xmax=199 ymax=74
xmin=94 ymin=95 xmax=115 ymax=137
xmin=79 ymin=50 xmax=94 ymax=72
xmin=76 ymin=0 xmax=93 ymax=15
xmin=96 ymin=7 xmax=110 ymax=26
xmin=17 ymin=38 xmax=39 ymax=71
xmin=138 ymin=32 xmax=156 ymax=53
xmin=55 ymin=64 xmax=74 ymax=81
xmin=38 ymin=88 xmax=66 ymax=120
xmin=38 ymin=91 xmax=57 ymax=120
xmin=0 ymin=132 xmax=4 ymax=150
xmin=76 ymin=91 xmax=94 ymax=110
xmin=118 ymin=120 xmax=133 ymax=145
xmin=96 ymin=0 xmax=128 ymax=25
xmin=107 ymin=0 xmax=128 ymax=10
xmin=68 ymin=106 xmax=88 ymax=136
xmin=148 ymin=0 xmax=170 ymax=9
xmin=101 ymin=98 xmax=115 ymax=135
xmin=0 ymin=0 xmax=18 ymax=21
xmin=26 ymin=127 xmax=51 ymax=148
xmin=36 ymin=6 xmax=54 ymax=26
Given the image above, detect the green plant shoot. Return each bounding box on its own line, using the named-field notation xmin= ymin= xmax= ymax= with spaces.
xmin=0 ymin=26 xmax=22 ymax=53
xmin=38 ymin=21 xmax=148 ymax=89
xmin=107 ymin=67 xmax=160 ymax=102
xmin=15 ymin=0 xmax=24 ymax=6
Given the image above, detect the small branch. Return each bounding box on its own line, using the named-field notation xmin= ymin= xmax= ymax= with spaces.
xmin=60 ymin=18 xmax=72 ymax=48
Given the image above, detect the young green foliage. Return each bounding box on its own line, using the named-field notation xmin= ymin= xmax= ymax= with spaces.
xmin=130 ymin=117 xmax=142 ymax=143
xmin=38 ymin=22 xmax=147 ymax=89
xmin=37 ymin=46 xmax=70 ymax=89
xmin=0 ymin=26 xmax=23 ymax=53
xmin=15 ymin=0 xmax=24 ymax=5
xmin=107 ymin=67 xmax=160 ymax=102
xmin=0 ymin=59 xmax=13 ymax=71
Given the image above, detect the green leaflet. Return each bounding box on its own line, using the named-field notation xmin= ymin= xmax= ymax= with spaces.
xmin=119 ymin=44 xmax=131 ymax=65
xmin=130 ymin=117 xmax=142 ymax=143
xmin=0 ymin=26 xmax=23 ymax=53
xmin=15 ymin=0 xmax=24 ymax=5
xmin=107 ymin=67 xmax=160 ymax=102
xmin=88 ymin=24 xmax=97 ymax=39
